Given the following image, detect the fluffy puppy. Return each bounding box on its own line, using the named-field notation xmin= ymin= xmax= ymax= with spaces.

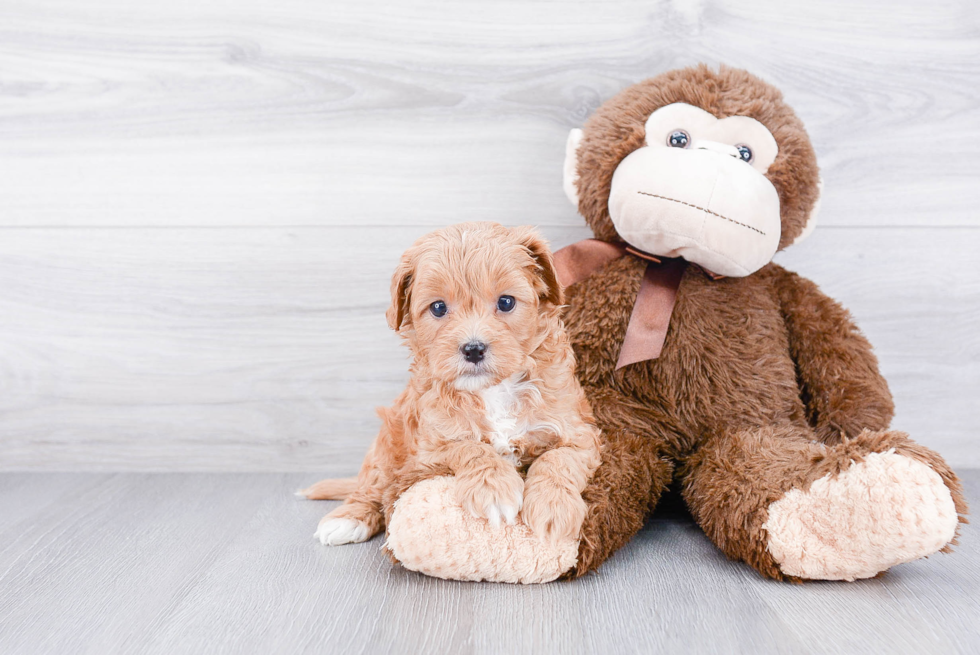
xmin=301 ymin=222 xmax=601 ymax=547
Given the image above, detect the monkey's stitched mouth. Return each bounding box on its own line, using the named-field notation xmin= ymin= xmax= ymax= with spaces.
xmin=636 ymin=191 xmax=766 ymax=236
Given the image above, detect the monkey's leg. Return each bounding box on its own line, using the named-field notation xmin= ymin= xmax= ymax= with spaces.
xmin=680 ymin=425 xmax=967 ymax=581
xmin=562 ymin=428 xmax=674 ymax=579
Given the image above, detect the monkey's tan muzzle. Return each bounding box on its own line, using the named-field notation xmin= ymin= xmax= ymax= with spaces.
xmin=608 ymin=146 xmax=782 ymax=277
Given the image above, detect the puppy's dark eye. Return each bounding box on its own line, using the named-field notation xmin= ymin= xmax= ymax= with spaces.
xmin=736 ymin=144 xmax=753 ymax=163
xmin=429 ymin=301 xmax=448 ymax=318
xmin=496 ymin=296 xmax=516 ymax=312
xmin=668 ymin=130 xmax=690 ymax=148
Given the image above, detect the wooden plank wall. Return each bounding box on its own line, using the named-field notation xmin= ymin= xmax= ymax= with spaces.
xmin=0 ymin=0 xmax=977 ymax=471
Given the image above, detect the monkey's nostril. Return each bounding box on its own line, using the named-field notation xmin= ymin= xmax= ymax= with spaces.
xmin=461 ymin=341 xmax=487 ymax=364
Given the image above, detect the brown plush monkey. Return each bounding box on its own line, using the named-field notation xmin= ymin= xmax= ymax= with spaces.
xmin=381 ymin=64 xmax=967 ymax=583
xmin=557 ymin=64 xmax=967 ymax=581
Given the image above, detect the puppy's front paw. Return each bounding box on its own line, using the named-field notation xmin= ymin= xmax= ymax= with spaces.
xmin=522 ymin=476 xmax=587 ymax=544
xmin=315 ymin=517 xmax=371 ymax=546
xmin=455 ymin=466 xmax=524 ymax=528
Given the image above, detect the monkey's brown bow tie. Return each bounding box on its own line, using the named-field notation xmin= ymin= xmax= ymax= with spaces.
xmin=553 ymin=239 xmax=723 ymax=370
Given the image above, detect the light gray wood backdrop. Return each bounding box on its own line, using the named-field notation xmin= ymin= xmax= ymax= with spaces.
xmin=0 ymin=0 xmax=977 ymax=471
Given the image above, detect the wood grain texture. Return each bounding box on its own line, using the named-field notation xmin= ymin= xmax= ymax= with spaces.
xmin=0 ymin=0 xmax=977 ymax=227
xmin=0 ymin=0 xmax=977 ymax=471
xmin=0 ymin=226 xmax=976 ymax=471
xmin=0 ymin=472 xmax=976 ymax=654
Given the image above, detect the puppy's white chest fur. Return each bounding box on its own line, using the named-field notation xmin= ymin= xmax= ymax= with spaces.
xmin=480 ymin=375 xmax=538 ymax=465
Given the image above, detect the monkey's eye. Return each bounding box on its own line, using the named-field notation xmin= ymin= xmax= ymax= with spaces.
xmin=668 ymin=130 xmax=690 ymax=148
xmin=736 ymin=144 xmax=753 ymax=163
xmin=496 ymin=296 xmax=516 ymax=312
xmin=429 ymin=301 xmax=448 ymax=318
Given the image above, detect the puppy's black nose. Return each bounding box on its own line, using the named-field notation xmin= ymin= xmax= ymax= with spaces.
xmin=461 ymin=341 xmax=487 ymax=364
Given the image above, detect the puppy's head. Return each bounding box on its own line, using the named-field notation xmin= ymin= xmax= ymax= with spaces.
xmin=387 ymin=222 xmax=563 ymax=391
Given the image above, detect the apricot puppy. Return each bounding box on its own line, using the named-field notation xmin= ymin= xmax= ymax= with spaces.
xmin=301 ymin=222 xmax=601 ymax=547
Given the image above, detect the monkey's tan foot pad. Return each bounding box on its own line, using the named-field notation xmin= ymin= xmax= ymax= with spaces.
xmin=763 ymin=451 xmax=958 ymax=581
xmin=385 ymin=476 xmax=578 ymax=584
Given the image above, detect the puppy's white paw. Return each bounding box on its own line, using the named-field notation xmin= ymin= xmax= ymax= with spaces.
xmin=500 ymin=497 xmax=521 ymax=525
xmin=484 ymin=493 xmax=522 ymax=528
xmin=314 ymin=517 xmax=371 ymax=546
xmin=457 ymin=468 xmax=524 ymax=529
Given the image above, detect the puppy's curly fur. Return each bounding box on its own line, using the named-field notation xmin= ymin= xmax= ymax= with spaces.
xmin=303 ymin=222 xmax=601 ymax=547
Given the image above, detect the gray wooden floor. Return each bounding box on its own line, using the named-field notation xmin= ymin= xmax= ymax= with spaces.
xmin=1 ymin=471 xmax=977 ymax=655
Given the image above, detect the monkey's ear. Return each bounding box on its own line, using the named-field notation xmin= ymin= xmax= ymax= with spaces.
xmin=513 ymin=226 xmax=564 ymax=308
xmin=790 ymin=177 xmax=823 ymax=246
xmin=562 ymin=128 xmax=584 ymax=208
xmin=386 ymin=252 xmax=415 ymax=331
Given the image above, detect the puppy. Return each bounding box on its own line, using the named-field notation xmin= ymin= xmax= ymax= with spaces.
xmin=301 ymin=222 xmax=602 ymax=547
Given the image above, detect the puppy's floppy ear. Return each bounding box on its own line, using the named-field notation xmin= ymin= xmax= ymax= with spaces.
xmin=512 ymin=226 xmax=564 ymax=307
xmin=386 ymin=250 xmax=415 ymax=331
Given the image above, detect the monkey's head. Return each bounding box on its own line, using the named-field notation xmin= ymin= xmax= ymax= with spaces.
xmin=563 ymin=65 xmax=822 ymax=277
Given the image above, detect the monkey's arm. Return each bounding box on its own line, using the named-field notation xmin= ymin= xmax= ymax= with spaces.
xmin=771 ymin=265 xmax=894 ymax=442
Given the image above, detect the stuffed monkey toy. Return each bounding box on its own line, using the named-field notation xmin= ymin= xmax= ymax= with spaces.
xmin=381 ymin=64 xmax=967 ymax=583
